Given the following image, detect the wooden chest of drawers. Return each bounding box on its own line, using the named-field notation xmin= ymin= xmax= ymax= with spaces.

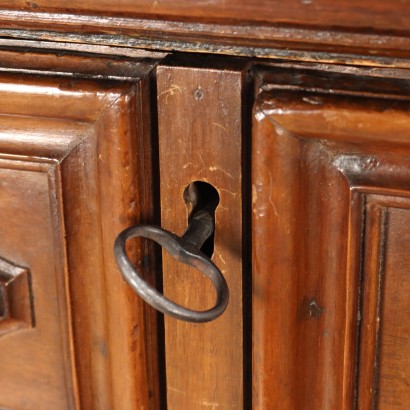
xmin=0 ymin=2 xmax=409 ymax=409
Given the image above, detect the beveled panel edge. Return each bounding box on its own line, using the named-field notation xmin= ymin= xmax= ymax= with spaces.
xmin=0 ymin=71 xmax=157 ymax=409
xmin=47 ymin=162 xmax=81 ymax=410
xmin=252 ymin=82 xmax=410 ymax=408
xmin=254 ymin=89 xmax=410 ymax=151
xmin=251 ymin=114 xmax=359 ymax=408
xmin=0 ymin=58 xmax=157 ymax=160
xmin=0 ymin=45 xmax=167 ymax=80
xmin=353 ymin=192 xmax=410 ymax=409
xmin=0 ymin=155 xmax=79 ymax=409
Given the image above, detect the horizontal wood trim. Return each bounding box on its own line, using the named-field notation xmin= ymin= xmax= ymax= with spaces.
xmin=1 ymin=1 xmax=409 ymax=32
xmin=0 ymin=10 xmax=409 ymax=65
xmin=255 ymin=91 xmax=410 ymax=146
xmin=0 ymin=47 xmax=166 ymax=79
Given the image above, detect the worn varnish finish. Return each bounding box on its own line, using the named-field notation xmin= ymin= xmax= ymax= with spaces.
xmin=0 ymin=47 xmax=166 ymax=79
xmin=0 ymin=67 xmax=160 ymax=409
xmin=358 ymin=196 xmax=410 ymax=409
xmin=252 ymin=72 xmax=410 ymax=409
xmin=0 ymin=5 xmax=409 ymax=407
xmin=0 ymin=1 xmax=410 ymax=64
xmin=1 ymin=0 xmax=409 ymax=31
xmin=156 ymin=60 xmax=249 ymax=409
xmin=0 ymin=18 xmax=409 ymax=67
xmin=0 ymin=155 xmax=77 ymax=409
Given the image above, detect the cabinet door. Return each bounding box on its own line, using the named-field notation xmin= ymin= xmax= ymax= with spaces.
xmin=252 ymin=67 xmax=410 ymax=409
xmin=0 ymin=50 xmax=161 ymax=410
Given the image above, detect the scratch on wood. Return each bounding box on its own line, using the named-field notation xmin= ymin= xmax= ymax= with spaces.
xmin=267 ymin=169 xmax=278 ymax=217
xmin=217 ymin=188 xmax=237 ymax=197
xmin=168 ymin=387 xmax=223 ymax=409
xmin=212 ymin=122 xmax=229 ymax=134
xmin=168 ymin=386 xmax=187 ymax=395
xmin=209 ymin=165 xmax=234 ymax=180
xmin=217 ymin=251 xmax=226 ymax=265
xmin=158 ymin=84 xmax=182 ymax=103
xmin=197 ymin=153 xmax=206 ymax=169
xmin=201 ymin=400 xmax=221 ymax=408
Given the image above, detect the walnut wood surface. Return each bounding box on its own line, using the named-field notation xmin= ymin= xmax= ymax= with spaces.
xmin=0 ymin=155 xmax=77 ymax=409
xmin=0 ymin=2 xmax=409 ymax=64
xmin=2 ymin=0 xmax=409 ymax=31
xmin=156 ymin=59 xmax=249 ymax=409
xmin=0 ymin=47 xmax=166 ymax=79
xmin=0 ymin=39 xmax=409 ymax=410
xmin=358 ymin=197 xmax=410 ymax=409
xmin=252 ymin=70 xmax=410 ymax=409
xmin=0 ymin=54 xmax=161 ymax=409
xmin=377 ymin=205 xmax=410 ymax=409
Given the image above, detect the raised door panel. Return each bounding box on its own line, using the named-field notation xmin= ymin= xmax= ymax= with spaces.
xmin=252 ymin=70 xmax=410 ymax=409
xmin=0 ymin=157 xmax=76 ymax=410
xmin=0 ymin=70 xmax=158 ymax=409
xmin=359 ymin=195 xmax=410 ymax=409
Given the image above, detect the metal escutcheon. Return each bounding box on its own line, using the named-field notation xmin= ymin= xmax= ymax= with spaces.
xmin=114 ymin=210 xmax=229 ymax=323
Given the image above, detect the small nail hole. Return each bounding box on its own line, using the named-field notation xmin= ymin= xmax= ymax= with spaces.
xmin=194 ymin=88 xmax=204 ymax=100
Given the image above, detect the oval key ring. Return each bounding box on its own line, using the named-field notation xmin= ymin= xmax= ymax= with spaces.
xmin=114 ymin=210 xmax=229 ymax=323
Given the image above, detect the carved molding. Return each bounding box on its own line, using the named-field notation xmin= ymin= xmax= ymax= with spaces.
xmin=253 ymin=83 xmax=410 ymax=408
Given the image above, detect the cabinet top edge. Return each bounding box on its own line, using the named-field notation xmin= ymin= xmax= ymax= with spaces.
xmin=0 ymin=2 xmax=409 ymax=33
xmin=0 ymin=8 xmax=410 ymax=67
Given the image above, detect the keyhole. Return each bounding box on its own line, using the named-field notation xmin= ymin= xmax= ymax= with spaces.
xmin=183 ymin=181 xmax=220 ymax=257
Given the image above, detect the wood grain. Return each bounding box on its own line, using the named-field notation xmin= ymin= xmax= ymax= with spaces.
xmin=0 ymin=53 xmax=162 ymax=409
xmin=0 ymin=47 xmax=166 ymax=79
xmin=0 ymin=157 xmax=77 ymax=410
xmin=358 ymin=196 xmax=410 ymax=409
xmin=157 ymin=59 xmax=249 ymax=409
xmin=0 ymin=4 xmax=409 ymax=64
xmin=1 ymin=0 xmax=409 ymax=31
xmin=252 ymin=69 xmax=410 ymax=409
xmin=378 ymin=205 xmax=410 ymax=409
